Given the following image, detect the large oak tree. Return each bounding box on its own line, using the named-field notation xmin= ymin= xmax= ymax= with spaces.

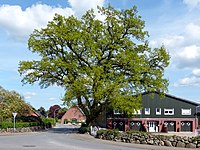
xmin=18 ymin=6 xmax=170 ymax=125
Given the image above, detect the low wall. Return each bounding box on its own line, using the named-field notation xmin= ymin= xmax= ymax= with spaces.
xmin=96 ymin=131 xmax=200 ymax=149
xmin=0 ymin=126 xmax=42 ymax=133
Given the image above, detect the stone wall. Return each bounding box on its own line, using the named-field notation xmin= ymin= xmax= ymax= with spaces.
xmin=0 ymin=126 xmax=42 ymax=133
xmin=96 ymin=131 xmax=200 ymax=148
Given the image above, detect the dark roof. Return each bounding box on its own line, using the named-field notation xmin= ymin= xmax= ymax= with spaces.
xmin=142 ymin=92 xmax=200 ymax=106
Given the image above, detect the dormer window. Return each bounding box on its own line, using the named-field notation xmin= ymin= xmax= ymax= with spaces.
xmin=156 ymin=108 xmax=161 ymax=115
xmin=181 ymin=108 xmax=191 ymax=115
xmin=145 ymin=108 xmax=150 ymax=115
xmin=164 ymin=108 xmax=174 ymax=115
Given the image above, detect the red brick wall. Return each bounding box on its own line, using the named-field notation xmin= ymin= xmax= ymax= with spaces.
xmin=107 ymin=118 xmax=198 ymax=132
xmin=61 ymin=106 xmax=86 ymax=123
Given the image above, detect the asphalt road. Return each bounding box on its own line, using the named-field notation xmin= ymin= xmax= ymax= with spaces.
xmin=0 ymin=126 xmax=190 ymax=150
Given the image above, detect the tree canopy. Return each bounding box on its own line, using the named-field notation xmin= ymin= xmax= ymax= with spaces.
xmin=18 ymin=5 xmax=170 ymax=125
xmin=0 ymin=86 xmax=33 ymax=121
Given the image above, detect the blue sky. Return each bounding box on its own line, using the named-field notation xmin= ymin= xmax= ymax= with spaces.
xmin=0 ymin=0 xmax=200 ymax=110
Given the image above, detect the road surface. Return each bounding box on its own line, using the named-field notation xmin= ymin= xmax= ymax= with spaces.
xmin=0 ymin=125 xmax=190 ymax=150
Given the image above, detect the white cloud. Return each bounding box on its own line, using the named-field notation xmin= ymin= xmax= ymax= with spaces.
xmin=178 ymin=45 xmax=200 ymax=59
xmin=192 ymin=69 xmax=200 ymax=76
xmin=175 ymin=68 xmax=200 ymax=87
xmin=183 ymin=0 xmax=200 ymax=10
xmin=24 ymin=92 xmax=37 ymax=99
xmin=0 ymin=4 xmax=74 ymax=41
xmin=150 ymin=35 xmax=184 ymax=49
xmin=178 ymin=76 xmax=200 ymax=86
xmin=185 ymin=23 xmax=200 ymax=40
xmin=68 ymin=0 xmax=105 ymax=19
xmin=0 ymin=1 xmax=106 ymax=42
xmin=174 ymin=45 xmax=200 ymax=68
xmin=49 ymin=97 xmax=56 ymax=100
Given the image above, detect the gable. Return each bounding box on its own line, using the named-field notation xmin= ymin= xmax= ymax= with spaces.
xmin=61 ymin=106 xmax=86 ymax=122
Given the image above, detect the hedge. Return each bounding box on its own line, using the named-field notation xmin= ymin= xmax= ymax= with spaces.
xmin=0 ymin=122 xmax=40 ymax=129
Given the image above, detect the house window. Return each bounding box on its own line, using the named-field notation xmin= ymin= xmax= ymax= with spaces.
xmin=156 ymin=108 xmax=161 ymax=115
xmin=181 ymin=108 xmax=191 ymax=115
xmin=164 ymin=108 xmax=174 ymax=115
xmin=145 ymin=108 xmax=150 ymax=115
xmin=113 ymin=109 xmax=123 ymax=114
xmin=133 ymin=109 xmax=142 ymax=115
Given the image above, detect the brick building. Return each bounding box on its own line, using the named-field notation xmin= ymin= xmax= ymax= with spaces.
xmin=61 ymin=105 xmax=86 ymax=124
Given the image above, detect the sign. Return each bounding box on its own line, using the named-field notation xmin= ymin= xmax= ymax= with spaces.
xmin=12 ymin=112 xmax=17 ymax=118
xmin=12 ymin=112 xmax=17 ymax=132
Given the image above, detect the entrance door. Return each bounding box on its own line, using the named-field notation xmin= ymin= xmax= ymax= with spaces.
xmin=148 ymin=122 xmax=157 ymax=132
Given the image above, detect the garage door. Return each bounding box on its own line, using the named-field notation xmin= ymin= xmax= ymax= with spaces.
xmin=181 ymin=121 xmax=192 ymax=132
xmin=164 ymin=121 xmax=176 ymax=131
xmin=112 ymin=120 xmax=125 ymax=131
xmin=130 ymin=121 xmax=142 ymax=131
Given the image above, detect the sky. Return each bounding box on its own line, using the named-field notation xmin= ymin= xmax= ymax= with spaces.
xmin=0 ymin=0 xmax=200 ymax=110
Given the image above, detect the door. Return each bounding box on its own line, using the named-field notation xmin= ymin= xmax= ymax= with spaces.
xmin=148 ymin=121 xmax=157 ymax=132
xmin=181 ymin=121 xmax=192 ymax=132
xmin=130 ymin=121 xmax=142 ymax=131
xmin=164 ymin=121 xmax=176 ymax=131
xmin=112 ymin=120 xmax=125 ymax=131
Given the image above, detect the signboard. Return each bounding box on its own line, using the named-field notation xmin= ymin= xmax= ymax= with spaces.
xmin=12 ymin=112 xmax=17 ymax=118
xmin=12 ymin=112 xmax=17 ymax=132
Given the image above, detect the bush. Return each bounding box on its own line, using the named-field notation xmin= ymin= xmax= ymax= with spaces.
xmin=41 ymin=118 xmax=54 ymax=128
xmin=96 ymin=129 xmax=120 ymax=140
xmin=0 ymin=122 xmax=40 ymax=129
xmin=125 ymin=130 xmax=150 ymax=135
xmin=78 ymin=126 xmax=90 ymax=134
xmin=64 ymin=119 xmax=68 ymax=124
xmin=0 ymin=122 xmax=13 ymax=129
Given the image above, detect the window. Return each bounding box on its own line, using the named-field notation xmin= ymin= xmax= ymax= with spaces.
xmin=145 ymin=108 xmax=150 ymax=115
xmin=113 ymin=109 xmax=123 ymax=114
xmin=181 ymin=109 xmax=191 ymax=115
xmin=164 ymin=108 xmax=174 ymax=115
xmin=156 ymin=108 xmax=161 ymax=115
xmin=133 ymin=109 xmax=142 ymax=115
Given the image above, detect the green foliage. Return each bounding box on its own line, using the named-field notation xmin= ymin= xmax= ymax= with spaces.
xmin=18 ymin=5 xmax=170 ymax=125
xmin=96 ymin=129 xmax=120 ymax=139
xmin=78 ymin=122 xmax=90 ymax=134
xmin=41 ymin=118 xmax=54 ymax=128
xmin=0 ymin=122 xmax=13 ymax=129
xmin=193 ymin=136 xmax=200 ymax=142
xmin=37 ymin=106 xmax=47 ymax=117
xmin=0 ymin=86 xmax=35 ymax=120
xmin=0 ymin=122 xmax=40 ymax=129
xmin=125 ymin=130 xmax=150 ymax=135
xmin=63 ymin=119 xmax=68 ymax=124
xmin=78 ymin=126 xmax=90 ymax=134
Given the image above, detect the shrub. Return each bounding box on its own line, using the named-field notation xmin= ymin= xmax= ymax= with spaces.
xmin=96 ymin=129 xmax=120 ymax=139
xmin=64 ymin=119 xmax=68 ymax=124
xmin=126 ymin=130 xmax=150 ymax=135
xmin=41 ymin=118 xmax=54 ymax=128
xmin=78 ymin=126 xmax=90 ymax=134
xmin=0 ymin=122 xmax=40 ymax=129
xmin=0 ymin=122 xmax=13 ymax=129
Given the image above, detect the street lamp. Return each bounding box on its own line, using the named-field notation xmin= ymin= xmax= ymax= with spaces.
xmin=54 ymin=108 xmax=60 ymax=124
